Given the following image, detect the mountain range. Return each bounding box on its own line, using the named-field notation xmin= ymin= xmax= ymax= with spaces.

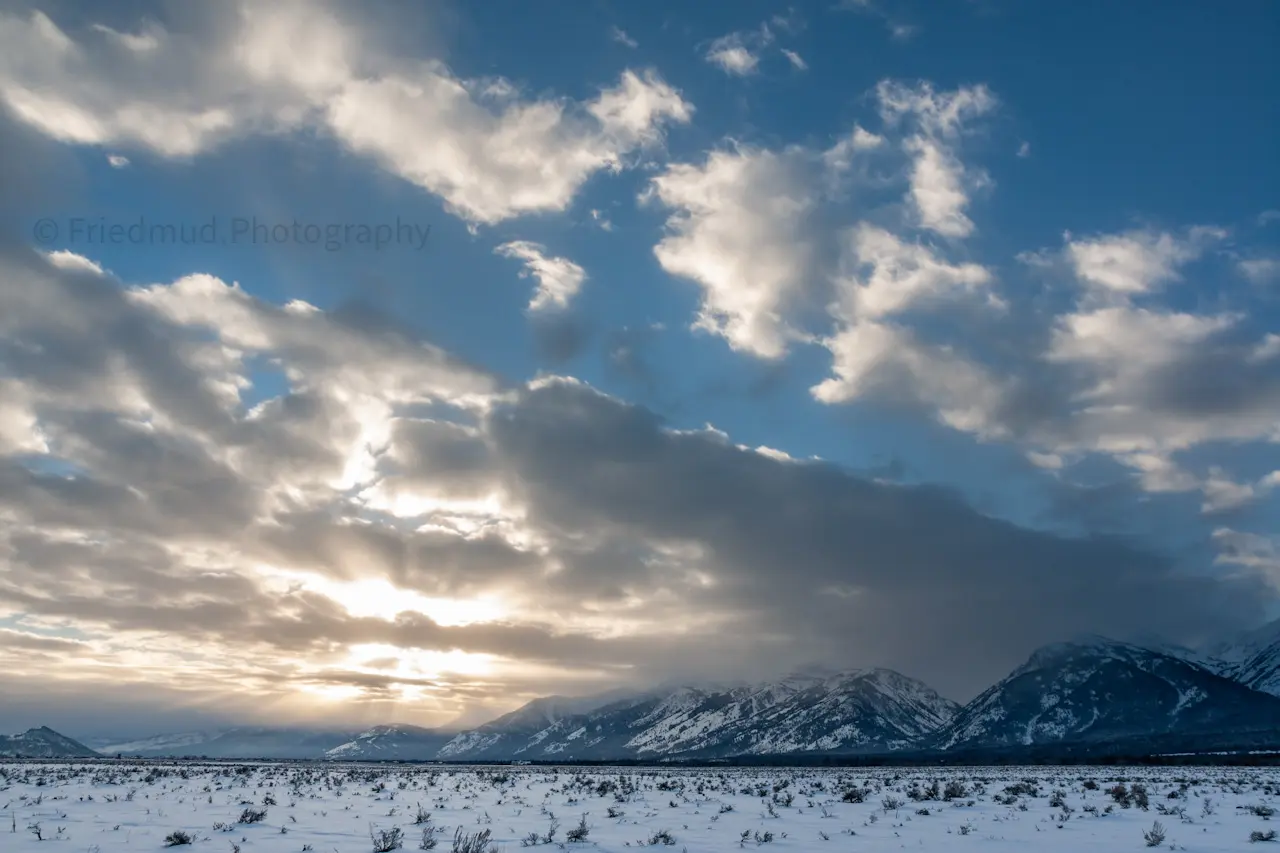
xmin=12 ymin=620 xmax=1280 ymax=762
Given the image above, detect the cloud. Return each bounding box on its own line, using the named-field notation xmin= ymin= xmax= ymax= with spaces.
xmin=1064 ymin=227 xmax=1222 ymax=296
xmin=495 ymin=241 xmax=587 ymax=312
xmin=704 ymin=23 xmax=782 ymax=77
xmin=836 ymin=0 xmax=918 ymax=42
xmin=1214 ymin=528 xmax=1280 ymax=590
xmin=0 ymin=3 xmax=692 ymax=224
xmin=875 ymin=81 xmax=997 ymax=237
xmin=705 ymin=34 xmax=762 ymax=76
xmin=0 ymin=237 xmax=1264 ymax=728
xmin=781 ymin=49 xmax=807 ymax=71
xmin=646 ymin=144 xmax=824 ymax=359
xmin=610 ymin=26 xmax=638 ymax=49
xmin=1239 ymin=257 xmax=1280 ymax=284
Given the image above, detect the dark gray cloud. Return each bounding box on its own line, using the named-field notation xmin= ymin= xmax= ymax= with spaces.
xmin=485 ymin=379 xmax=1267 ymax=699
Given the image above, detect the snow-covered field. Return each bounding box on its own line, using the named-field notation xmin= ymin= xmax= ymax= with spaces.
xmin=3 ymin=761 xmax=1280 ymax=852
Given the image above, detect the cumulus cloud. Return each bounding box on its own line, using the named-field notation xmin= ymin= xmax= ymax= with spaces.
xmin=646 ymin=145 xmax=824 ymax=359
xmin=0 ymin=236 xmax=1265 ymax=729
xmin=495 ymin=241 xmax=587 ymax=312
xmin=639 ymin=74 xmax=1280 ymax=560
xmin=705 ymin=35 xmax=760 ymax=76
xmin=875 ymin=81 xmax=997 ymax=237
xmin=0 ymin=3 xmax=692 ymax=224
xmin=1064 ymin=227 xmax=1223 ymax=297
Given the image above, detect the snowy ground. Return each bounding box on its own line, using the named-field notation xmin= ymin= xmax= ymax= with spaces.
xmin=3 ymin=761 xmax=1280 ymax=852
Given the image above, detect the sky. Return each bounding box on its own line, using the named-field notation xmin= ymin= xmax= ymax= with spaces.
xmin=0 ymin=0 xmax=1278 ymax=740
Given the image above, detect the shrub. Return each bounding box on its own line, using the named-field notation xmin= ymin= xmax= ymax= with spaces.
xmin=648 ymin=829 xmax=676 ymax=846
xmin=371 ymin=827 xmax=404 ymax=853
xmin=451 ymin=828 xmax=494 ymax=853
xmin=1144 ymin=820 xmax=1166 ymax=848
xmin=566 ymin=814 xmax=590 ymax=842
xmin=238 ymin=809 xmax=267 ymax=825
xmin=164 ymin=831 xmax=194 ymax=847
xmin=1253 ymin=830 xmax=1278 ymax=843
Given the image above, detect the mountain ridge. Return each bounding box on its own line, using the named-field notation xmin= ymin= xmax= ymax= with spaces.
xmin=38 ymin=631 xmax=1280 ymax=762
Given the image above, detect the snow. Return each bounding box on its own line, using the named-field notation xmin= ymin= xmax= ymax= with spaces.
xmin=3 ymin=760 xmax=1279 ymax=852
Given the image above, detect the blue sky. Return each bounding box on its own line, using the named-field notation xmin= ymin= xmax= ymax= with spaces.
xmin=0 ymin=0 xmax=1278 ymax=735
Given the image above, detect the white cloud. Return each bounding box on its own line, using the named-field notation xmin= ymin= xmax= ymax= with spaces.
xmin=1118 ymin=452 xmax=1200 ymax=494
xmin=904 ymin=135 xmax=984 ymax=237
xmin=1239 ymin=257 xmax=1280 ymax=284
xmin=495 ymin=241 xmax=587 ymax=312
xmin=610 ymin=26 xmax=638 ymax=49
xmin=330 ymin=68 xmax=690 ymax=225
xmin=1016 ymin=141 xmax=1030 ymax=158
xmin=822 ymin=125 xmax=884 ymax=173
xmin=875 ymin=80 xmax=997 ymax=140
xmin=0 ymin=4 xmax=692 ymax=225
xmin=781 ymin=49 xmax=807 ymax=71
xmin=704 ymin=24 xmax=781 ymax=77
xmin=705 ymin=36 xmax=760 ymax=76
xmin=1064 ymin=228 xmax=1222 ymax=297
xmin=646 ymin=145 xmax=821 ymax=359
xmin=588 ymin=209 xmax=613 ymax=232
xmin=106 ymin=153 xmax=129 ymax=168
xmin=833 ymin=224 xmax=991 ymax=320
xmin=1046 ymin=305 xmax=1238 ymax=398
xmin=1214 ymin=528 xmax=1280 ymax=589
xmin=874 ymin=81 xmax=997 ymax=238
xmin=813 ymin=321 xmax=1008 ymax=437
xmin=1250 ymin=334 xmax=1280 ymax=363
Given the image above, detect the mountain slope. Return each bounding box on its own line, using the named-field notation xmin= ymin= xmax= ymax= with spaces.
xmin=439 ymin=668 xmax=959 ymax=760
xmin=933 ymin=636 xmax=1280 ymax=752
xmin=101 ymin=727 xmax=357 ymax=758
xmin=0 ymin=726 xmax=99 ymax=758
xmin=325 ymin=725 xmax=453 ymax=760
xmin=1198 ymin=618 xmax=1280 ymax=696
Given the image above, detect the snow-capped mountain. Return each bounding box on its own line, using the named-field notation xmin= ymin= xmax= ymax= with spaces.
xmin=0 ymin=726 xmax=99 ymax=757
xmin=88 ymin=731 xmax=227 ymax=755
xmin=324 ymin=725 xmax=453 ymax=760
xmin=96 ymin=727 xmax=357 ymax=758
xmin=932 ymin=636 xmax=1280 ymax=752
xmin=437 ymin=668 xmax=959 ymax=761
xmin=1196 ymin=618 xmax=1280 ymax=696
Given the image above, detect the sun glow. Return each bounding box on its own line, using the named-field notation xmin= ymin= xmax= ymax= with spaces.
xmin=349 ymin=644 xmax=498 ymax=678
xmin=258 ymin=568 xmax=508 ymax=626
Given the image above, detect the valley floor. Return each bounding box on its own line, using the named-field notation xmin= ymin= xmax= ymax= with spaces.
xmin=3 ymin=761 xmax=1279 ymax=852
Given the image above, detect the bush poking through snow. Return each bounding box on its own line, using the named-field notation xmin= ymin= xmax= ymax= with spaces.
xmin=371 ymin=826 xmax=404 ymax=852
xmin=566 ymin=814 xmax=590 ymax=842
xmin=648 ymin=829 xmax=676 ymax=846
xmin=238 ymin=808 xmax=267 ymax=825
xmin=1144 ymin=820 xmax=1166 ymax=848
xmin=451 ymin=828 xmax=495 ymax=853
xmin=1253 ymin=830 xmax=1279 ymax=843
xmin=164 ymin=831 xmax=194 ymax=847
